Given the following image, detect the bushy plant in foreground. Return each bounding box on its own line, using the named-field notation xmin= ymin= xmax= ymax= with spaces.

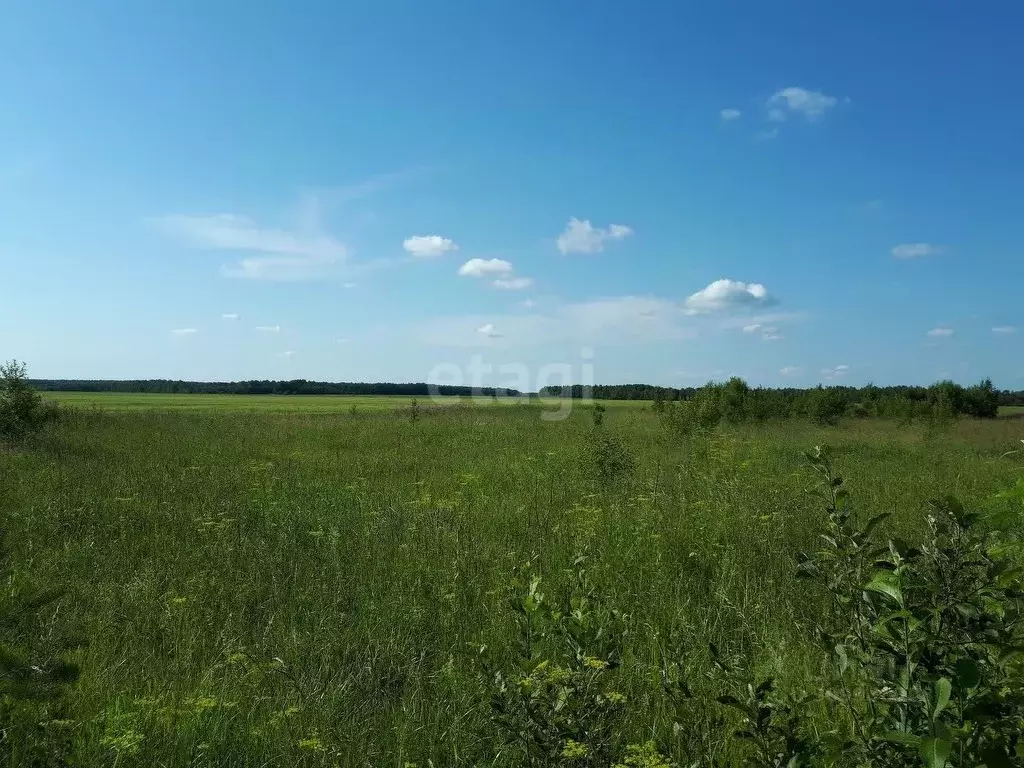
xmin=0 ymin=360 xmax=59 ymax=444
xmin=479 ymin=557 xmax=653 ymax=767
xmin=743 ymin=446 xmax=1024 ymax=767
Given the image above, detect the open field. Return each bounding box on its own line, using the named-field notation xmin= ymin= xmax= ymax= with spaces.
xmin=2 ymin=404 xmax=1023 ymax=765
xmin=41 ymin=391 xmax=486 ymax=411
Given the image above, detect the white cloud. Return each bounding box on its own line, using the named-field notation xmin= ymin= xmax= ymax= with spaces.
xmin=458 ymin=258 xmax=514 ymax=277
xmin=741 ymin=322 xmax=783 ymax=340
xmin=154 ymin=213 xmax=349 ymax=281
xmin=720 ymin=108 xmax=742 ymax=121
xmin=337 ymin=338 xmax=351 ymax=344
xmin=767 ymin=87 xmax=839 ymax=120
xmin=477 ymin=323 xmax=502 ymax=338
xmin=403 ymin=235 xmax=458 ymax=258
xmin=171 ymin=328 xmax=198 ymax=335
xmin=556 ymin=218 xmax=633 ymax=255
xmin=892 ymin=243 xmax=942 ymax=259
xmin=221 ymin=313 xmax=239 ymax=320
xmin=993 ymin=326 xmax=1017 ymax=334
xmin=780 ymin=366 xmax=804 ymax=377
xmin=518 ymin=299 xmax=537 ymax=310
xmin=493 ymin=276 xmax=533 ymax=290
xmin=927 ymin=327 xmax=954 ymax=337
xmin=756 ymin=127 xmax=780 ymax=141
xmin=283 ymin=350 xmax=296 ymax=358
xmin=684 ymin=279 xmax=773 ymax=314
xmin=343 ymin=282 xmax=357 ymax=289
xmin=256 ymin=325 xmax=281 ymax=333
xmin=821 ymin=364 xmax=850 ymax=380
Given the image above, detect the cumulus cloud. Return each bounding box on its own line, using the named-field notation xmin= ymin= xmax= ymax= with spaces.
xmin=556 ymin=218 xmax=633 ymax=255
xmin=720 ymin=108 xmax=742 ymax=121
xmin=493 ymin=276 xmax=533 ymax=290
xmin=154 ymin=213 xmax=349 ymax=281
xmin=892 ymin=243 xmax=942 ymax=259
xmin=684 ymin=279 xmax=773 ymax=314
xmin=171 ymin=328 xmax=198 ymax=335
xmin=403 ymin=235 xmax=458 ymax=258
xmin=927 ymin=327 xmax=954 ymax=338
xmin=256 ymin=325 xmax=281 ymax=333
xmin=477 ymin=323 xmax=502 ymax=338
xmin=767 ymin=87 xmax=839 ymax=120
xmin=458 ymin=258 xmax=513 ymax=277
xmin=780 ymin=366 xmax=804 ymax=377
xmin=221 ymin=313 xmax=239 ymax=320
xmin=993 ymin=326 xmax=1017 ymax=334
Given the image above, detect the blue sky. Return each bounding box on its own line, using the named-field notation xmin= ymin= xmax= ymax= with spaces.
xmin=2 ymin=1 xmax=1022 ymax=389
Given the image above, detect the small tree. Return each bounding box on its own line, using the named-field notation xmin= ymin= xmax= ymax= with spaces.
xmin=963 ymin=377 xmax=1000 ymax=418
xmin=0 ymin=361 xmax=59 ymax=443
xmin=806 ymin=386 xmax=846 ymax=427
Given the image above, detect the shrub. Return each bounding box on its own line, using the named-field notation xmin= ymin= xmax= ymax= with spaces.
xmin=783 ymin=448 xmax=1024 ymax=766
xmin=806 ymin=386 xmax=846 ymax=427
xmin=963 ymin=378 xmax=1000 ymax=419
xmin=479 ymin=558 xmax=634 ymax=767
xmin=0 ymin=361 xmax=59 ymax=443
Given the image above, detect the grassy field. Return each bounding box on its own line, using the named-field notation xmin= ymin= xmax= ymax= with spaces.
xmin=2 ymin=402 xmax=1023 ymax=765
xmin=40 ymin=391 xmax=659 ymax=412
xmin=41 ymin=391 xmax=485 ymax=411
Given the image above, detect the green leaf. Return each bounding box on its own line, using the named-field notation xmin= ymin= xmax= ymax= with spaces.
xmin=997 ymin=645 xmax=1024 ymax=665
xmin=920 ymin=737 xmax=951 ymax=768
xmin=953 ymin=658 xmax=980 ymax=689
xmin=878 ymin=731 xmax=921 ymax=747
xmin=863 ymin=512 xmax=891 ymax=537
xmin=932 ymin=678 xmax=952 ymax=719
xmin=865 ymin=571 xmax=903 ymax=606
xmin=835 ymin=643 xmax=849 ymax=674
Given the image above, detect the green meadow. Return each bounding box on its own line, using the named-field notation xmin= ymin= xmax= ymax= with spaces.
xmin=2 ymin=399 xmax=1023 ymax=765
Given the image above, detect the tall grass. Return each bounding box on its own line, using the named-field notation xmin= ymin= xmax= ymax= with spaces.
xmin=1 ymin=404 xmax=1021 ymax=765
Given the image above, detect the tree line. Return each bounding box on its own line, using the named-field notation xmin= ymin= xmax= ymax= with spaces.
xmin=544 ymin=378 xmax=1013 ymax=420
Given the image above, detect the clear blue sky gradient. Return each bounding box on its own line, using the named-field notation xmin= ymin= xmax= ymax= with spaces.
xmin=2 ymin=1 xmax=1022 ymax=388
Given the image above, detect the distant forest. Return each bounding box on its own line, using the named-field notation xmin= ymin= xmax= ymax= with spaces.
xmin=540 ymin=381 xmax=1024 ymax=407
xmin=29 ymin=378 xmax=1024 ymax=411
xmin=542 ymin=379 xmax=1024 ymax=420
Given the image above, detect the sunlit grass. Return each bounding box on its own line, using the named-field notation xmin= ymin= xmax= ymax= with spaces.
xmin=1 ymin=404 xmax=1021 ymax=765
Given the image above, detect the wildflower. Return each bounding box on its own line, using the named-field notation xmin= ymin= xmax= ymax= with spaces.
xmin=606 ymin=690 xmax=628 ymax=705
xmin=562 ymin=739 xmax=589 ymax=759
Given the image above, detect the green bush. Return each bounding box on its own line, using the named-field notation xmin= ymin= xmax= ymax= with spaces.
xmin=0 ymin=361 xmax=59 ymax=443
